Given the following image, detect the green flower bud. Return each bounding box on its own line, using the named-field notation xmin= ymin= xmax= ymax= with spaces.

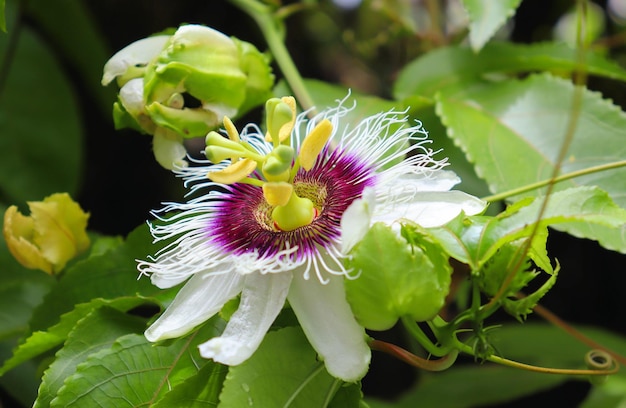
xmin=101 ymin=35 xmax=170 ymax=87
xmin=3 ymin=193 xmax=90 ymax=275
xmin=102 ymin=24 xmax=275 ymax=170
xmin=143 ymin=24 xmax=274 ymax=138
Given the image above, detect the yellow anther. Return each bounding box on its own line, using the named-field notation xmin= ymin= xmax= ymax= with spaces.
xmin=299 ymin=119 xmax=333 ymax=171
xmin=207 ymin=158 xmax=257 ymax=184
xmin=262 ymin=182 xmax=293 ymax=206
xmin=223 ymin=116 xmax=240 ymax=143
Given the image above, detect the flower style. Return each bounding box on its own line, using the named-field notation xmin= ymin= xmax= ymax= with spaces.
xmin=138 ymin=96 xmax=485 ymax=382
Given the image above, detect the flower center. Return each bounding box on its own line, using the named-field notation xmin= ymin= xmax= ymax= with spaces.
xmin=203 ymin=96 xmax=333 ymax=232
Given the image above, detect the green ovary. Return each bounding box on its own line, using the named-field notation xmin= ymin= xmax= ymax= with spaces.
xmin=271 ymin=191 xmax=315 ymax=231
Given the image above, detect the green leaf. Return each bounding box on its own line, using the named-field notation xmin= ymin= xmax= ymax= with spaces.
xmin=0 ymin=26 xmax=82 ymax=202
xmin=366 ymin=365 xmax=567 ymax=408
xmin=436 ymin=74 xmax=626 ymax=252
xmin=327 ymin=383 xmax=363 ymax=408
xmin=0 ymin=337 xmax=41 ymax=406
xmin=0 ymin=224 xmax=164 ymax=375
xmin=461 ymin=0 xmax=522 ymax=51
xmin=502 ymin=266 xmax=558 ymax=320
xmin=219 ymin=326 xmax=341 ymax=408
xmin=0 ymin=202 xmax=54 ymax=338
xmin=408 ymin=106 xmax=492 ymax=199
xmin=431 ymin=187 xmax=626 ymax=269
xmin=345 ymin=223 xmax=451 ymax=331
xmin=582 ymin=375 xmax=626 ymax=407
xmin=25 ymin=0 xmax=114 ymax=116
xmin=27 ymin=224 xmax=162 ymax=333
xmin=0 ymin=297 xmax=150 ymax=377
xmin=394 ymin=42 xmax=626 ymax=101
xmin=50 ymin=319 xmax=224 ymax=408
xmin=0 ymin=276 xmax=52 ymax=340
xmin=152 ymin=363 xmax=227 ymax=408
xmin=0 ymin=0 xmax=5 ymax=32
xmin=34 ymin=306 xmax=147 ymax=408
xmin=491 ymin=323 xmax=626 ymax=375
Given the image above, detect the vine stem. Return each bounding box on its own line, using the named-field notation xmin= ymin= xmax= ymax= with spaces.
xmin=401 ymin=316 xmax=452 ymax=357
xmin=453 ymin=342 xmax=619 ymax=376
xmin=481 ymin=160 xmax=626 ymax=203
xmin=370 ymin=336 xmax=618 ymax=376
xmin=229 ymin=0 xmax=317 ymax=116
xmin=481 ymin=0 xmax=589 ymax=314
xmin=369 ymin=339 xmax=459 ymax=371
xmin=527 ymin=296 xmax=626 ymax=366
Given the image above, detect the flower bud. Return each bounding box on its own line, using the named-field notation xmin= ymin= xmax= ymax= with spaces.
xmin=102 ymin=24 xmax=274 ymax=169
xmin=3 ymin=193 xmax=90 ymax=275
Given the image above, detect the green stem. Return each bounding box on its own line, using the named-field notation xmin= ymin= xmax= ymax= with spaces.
xmin=230 ymin=0 xmax=317 ymax=115
xmin=481 ymin=0 xmax=589 ymax=314
xmin=0 ymin=1 xmax=24 ymax=99
xmin=481 ymin=160 xmax=626 ymax=202
xmin=401 ymin=316 xmax=451 ymax=357
xmin=454 ymin=341 xmax=618 ymax=376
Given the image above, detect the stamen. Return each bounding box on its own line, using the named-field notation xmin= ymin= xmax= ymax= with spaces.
xmin=223 ymin=116 xmax=240 ymax=142
xmin=207 ymin=158 xmax=257 ymax=184
xmin=299 ymin=119 xmax=333 ymax=171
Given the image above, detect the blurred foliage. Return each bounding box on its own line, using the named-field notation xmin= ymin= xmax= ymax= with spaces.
xmin=1 ymin=0 xmax=626 ymax=407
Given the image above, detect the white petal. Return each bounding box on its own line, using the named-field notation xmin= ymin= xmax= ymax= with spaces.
xmin=102 ymin=35 xmax=170 ymax=85
xmin=341 ymin=187 xmax=376 ymax=254
xmin=288 ymin=273 xmax=370 ymax=382
xmin=153 ymin=128 xmax=188 ymax=170
xmin=373 ymin=190 xmax=486 ymax=228
xmin=118 ymin=78 xmax=145 ymax=116
xmin=199 ymin=272 xmax=292 ymax=365
xmin=395 ymin=170 xmax=461 ymax=192
xmin=150 ymin=269 xmax=189 ymax=289
xmin=145 ymin=272 xmax=244 ymax=342
xmin=173 ymin=24 xmax=234 ymax=48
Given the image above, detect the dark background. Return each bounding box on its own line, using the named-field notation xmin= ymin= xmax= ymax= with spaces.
xmin=9 ymin=0 xmax=626 ymax=406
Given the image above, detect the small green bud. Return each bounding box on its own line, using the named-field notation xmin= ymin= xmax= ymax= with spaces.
xmin=143 ymin=24 xmax=274 ymax=138
xmin=102 ymin=24 xmax=274 ymax=170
